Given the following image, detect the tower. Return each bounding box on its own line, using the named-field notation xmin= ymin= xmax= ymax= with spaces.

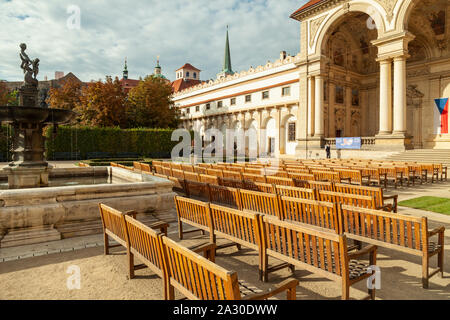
xmin=154 ymin=56 xmax=162 ymax=76
xmin=123 ymin=57 xmax=128 ymax=80
xmin=217 ymin=26 xmax=234 ymax=79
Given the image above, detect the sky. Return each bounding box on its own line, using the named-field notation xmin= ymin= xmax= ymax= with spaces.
xmin=0 ymin=0 xmax=308 ymax=82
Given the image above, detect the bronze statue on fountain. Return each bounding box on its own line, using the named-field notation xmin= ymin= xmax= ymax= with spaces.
xmin=0 ymin=44 xmax=75 ymax=189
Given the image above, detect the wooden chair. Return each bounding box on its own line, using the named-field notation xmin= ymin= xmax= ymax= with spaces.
xmin=161 ymin=235 xmax=298 ymax=300
xmin=340 ymin=205 xmax=445 ymax=288
xmin=259 ymin=216 xmax=377 ymax=300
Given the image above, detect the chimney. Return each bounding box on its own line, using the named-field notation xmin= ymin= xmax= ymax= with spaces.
xmin=280 ymin=51 xmax=287 ymax=60
xmin=55 ymin=71 xmax=64 ymax=80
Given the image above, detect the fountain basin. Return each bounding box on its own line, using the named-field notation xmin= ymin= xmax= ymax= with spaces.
xmin=0 ymin=106 xmax=75 ymax=124
xmin=0 ymin=167 xmax=176 ymax=248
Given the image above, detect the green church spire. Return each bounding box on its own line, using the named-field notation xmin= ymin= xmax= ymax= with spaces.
xmin=123 ymin=57 xmax=128 ymax=80
xmin=222 ymin=26 xmax=233 ymax=75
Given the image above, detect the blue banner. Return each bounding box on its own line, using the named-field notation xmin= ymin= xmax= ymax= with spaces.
xmin=336 ymin=137 xmax=361 ymax=150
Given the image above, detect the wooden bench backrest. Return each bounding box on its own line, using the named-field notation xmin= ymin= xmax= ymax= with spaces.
xmin=280 ymin=196 xmax=339 ymax=233
xmin=239 ymin=189 xmax=281 ymax=218
xmin=242 ymin=173 xmax=267 ymax=183
xmin=312 ymin=170 xmax=341 ymax=183
xmin=334 ymin=183 xmax=383 ymax=208
xmin=162 ymin=162 xmax=171 ymax=168
xmin=220 ymin=177 xmax=245 ymax=189
xmin=209 ymin=184 xmax=241 ymax=208
xmin=200 ymin=174 xmax=220 ymax=185
xmin=184 ymin=180 xmax=209 ymax=199
xmin=171 ymin=168 xmax=185 ymax=180
xmin=275 ymin=185 xmax=316 ymax=200
xmin=207 ymin=168 xmax=224 ymax=178
xmin=181 ymin=163 xmax=194 ymax=172
xmin=334 ymin=169 xmax=362 ymax=184
xmin=222 ymin=170 xmax=242 ymax=180
xmin=318 ymin=190 xmax=376 ymax=209
xmin=306 ymin=180 xmax=334 ymax=191
xmin=260 ymin=215 xmax=346 ymax=280
xmin=133 ymin=162 xmax=142 ymax=171
xmin=243 ymin=181 xmax=275 ymax=194
xmin=174 ymin=196 xmax=212 ymax=231
xmin=171 ymin=163 xmax=182 ymax=171
xmin=124 ymin=215 xmax=165 ymax=277
xmin=194 ymin=166 xmax=208 ymax=175
xmin=265 ymin=176 xmax=296 ymax=187
xmin=340 ymin=205 xmax=427 ymax=254
xmin=264 ymin=169 xmax=290 ymax=178
xmin=153 ymin=164 xmax=164 ymax=174
xmin=161 ymin=236 xmax=240 ymax=300
xmin=98 ymin=203 xmax=127 ymax=246
xmin=210 ymin=204 xmax=260 ymax=250
xmin=184 ymin=171 xmax=200 ymax=182
xmin=162 ymin=167 xmax=172 ymax=177
xmin=110 ymin=162 xmax=118 ymax=167
xmin=141 ymin=163 xmax=151 ymax=172
xmin=244 ymin=167 xmax=265 ymax=175
xmin=289 ymin=173 xmax=315 ymax=182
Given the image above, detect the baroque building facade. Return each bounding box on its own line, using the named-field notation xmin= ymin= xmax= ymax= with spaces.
xmin=174 ymin=0 xmax=450 ymax=157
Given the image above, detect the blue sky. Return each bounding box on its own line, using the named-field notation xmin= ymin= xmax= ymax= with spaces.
xmin=0 ymin=0 xmax=307 ymax=82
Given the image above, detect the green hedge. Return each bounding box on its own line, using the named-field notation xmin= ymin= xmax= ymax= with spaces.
xmin=0 ymin=125 xmax=11 ymax=161
xmin=45 ymin=126 xmax=180 ymax=160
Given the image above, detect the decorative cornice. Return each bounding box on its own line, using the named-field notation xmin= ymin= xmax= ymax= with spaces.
xmin=173 ymin=53 xmax=302 ymax=98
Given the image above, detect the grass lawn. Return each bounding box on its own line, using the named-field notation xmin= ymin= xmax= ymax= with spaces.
xmin=398 ymin=196 xmax=450 ymax=215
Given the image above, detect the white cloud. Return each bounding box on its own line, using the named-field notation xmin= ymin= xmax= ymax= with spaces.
xmin=0 ymin=0 xmax=308 ymax=82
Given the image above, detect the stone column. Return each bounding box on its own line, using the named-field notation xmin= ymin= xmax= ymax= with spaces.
xmin=307 ymin=76 xmax=315 ymax=137
xmin=314 ymin=75 xmax=324 ymax=137
xmin=345 ymin=86 xmax=352 ymax=137
xmin=378 ymin=59 xmax=392 ymax=134
xmin=329 ymin=82 xmax=336 ymax=137
xmin=393 ymin=55 xmax=407 ymax=134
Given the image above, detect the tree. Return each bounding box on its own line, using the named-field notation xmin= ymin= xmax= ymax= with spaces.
xmin=0 ymin=82 xmax=19 ymax=106
xmin=47 ymin=78 xmax=82 ymax=110
xmin=76 ymin=77 xmax=128 ymax=128
xmin=127 ymin=76 xmax=179 ymax=128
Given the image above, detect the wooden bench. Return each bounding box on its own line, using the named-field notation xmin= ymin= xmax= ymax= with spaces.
xmin=243 ymin=181 xmax=275 ymax=194
xmin=181 ymin=163 xmax=194 ymax=172
xmin=312 ymin=170 xmax=342 ymax=183
xmin=239 ymin=189 xmax=282 ymax=218
xmin=334 ymin=183 xmax=398 ymax=213
xmin=378 ymin=166 xmax=403 ymax=189
xmin=175 ymin=196 xmax=211 ymax=239
xmin=243 ymin=173 xmax=267 ymax=183
xmin=340 ymin=205 xmax=445 ymax=288
xmin=318 ymin=190 xmax=376 ymax=210
xmin=334 ymin=169 xmax=368 ymax=186
xmin=434 ymin=164 xmax=448 ymax=181
xmin=184 ymin=171 xmax=200 ymax=182
xmin=140 ymin=163 xmax=151 ymax=172
xmin=420 ymin=163 xmax=439 ymax=183
xmin=363 ymin=167 xmax=387 ymax=189
xmin=220 ymin=177 xmax=246 ymax=189
xmin=305 ymin=181 xmax=334 ymax=191
xmin=265 ymin=176 xmax=296 ymax=187
xmin=274 ymin=185 xmax=316 ymax=200
xmin=162 ymin=167 xmax=172 ymax=177
xmin=161 ymin=235 xmax=298 ymax=300
xmin=194 ymin=166 xmax=208 ymax=175
xmin=259 ymin=216 xmax=377 ymax=300
xmin=171 ymin=168 xmax=185 ymax=180
xmin=200 ymin=174 xmax=220 ymax=185
xmin=222 ymin=170 xmax=243 ymax=180
xmin=279 ymin=196 xmax=339 ymax=233
xmin=208 ymin=184 xmax=242 ymax=208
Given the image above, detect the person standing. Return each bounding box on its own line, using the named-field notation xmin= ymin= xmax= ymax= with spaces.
xmin=326 ymin=145 xmax=331 ymax=159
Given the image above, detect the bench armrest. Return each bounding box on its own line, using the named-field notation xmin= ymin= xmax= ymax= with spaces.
xmin=428 ymin=226 xmax=445 ymax=238
xmin=244 ymin=278 xmax=299 ymax=301
xmin=348 ymin=245 xmax=377 ymax=260
xmin=149 ymin=221 xmax=170 ymax=236
xmin=188 ymin=242 xmax=217 ymax=263
xmin=383 ymin=195 xmax=398 ymax=212
xmin=124 ymin=210 xmax=137 ymax=219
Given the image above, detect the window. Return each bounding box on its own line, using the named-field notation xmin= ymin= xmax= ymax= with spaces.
xmin=245 ymin=95 xmax=252 ymax=103
xmin=335 ymin=86 xmax=344 ymax=104
xmin=288 ymin=123 xmax=296 ymax=142
xmin=282 ymin=86 xmax=291 ymax=96
xmin=206 ymin=103 xmax=211 ymax=110
xmin=186 ymin=108 xmax=190 ymax=114
xmin=195 ymin=105 xmax=200 ymax=112
xmin=230 ymin=98 xmax=236 ymax=105
xmin=193 ymin=72 xmax=197 ymax=79
xmin=262 ymin=91 xmax=269 ymax=99
xmin=186 ymin=71 xmax=190 ymax=77
xmin=217 ymin=101 xmax=223 ymax=108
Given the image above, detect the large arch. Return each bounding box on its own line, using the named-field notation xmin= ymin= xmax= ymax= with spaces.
xmin=311 ymin=1 xmax=386 ymax=57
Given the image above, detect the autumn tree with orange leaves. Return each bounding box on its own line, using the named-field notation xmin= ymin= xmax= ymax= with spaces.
xmin=127 ymin=76 xmax=179 ymax=128
xmin=47 ymin=78 xmax=82 ymax=110
xmin=76 ymin=77 xmax=128 ymax=128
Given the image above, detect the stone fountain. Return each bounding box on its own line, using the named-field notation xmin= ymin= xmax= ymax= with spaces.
xmin=0 ymin=44 xmax=75 ymax=189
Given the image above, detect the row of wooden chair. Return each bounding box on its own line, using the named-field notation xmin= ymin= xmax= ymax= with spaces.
xmin=98 ymin=203 xmax=298 ymax=300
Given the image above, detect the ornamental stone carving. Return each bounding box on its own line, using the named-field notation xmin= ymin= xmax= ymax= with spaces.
xmin=375 ymin=0 xmax=398 ymax=22
xmin=309 ymin=15 xmax=327 ymax=48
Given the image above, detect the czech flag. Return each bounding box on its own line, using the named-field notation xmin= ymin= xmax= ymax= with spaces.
xmin=435 ymin=98 xmax=449 ymax=134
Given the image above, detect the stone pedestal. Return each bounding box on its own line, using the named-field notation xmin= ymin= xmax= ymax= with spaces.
xmin=18 ymin=85 xmax=39 ymax=108
xmin=3 ymin=166 xmax=50 ymax=189
xmin=375 ymin=133 xmax=414 ymax=151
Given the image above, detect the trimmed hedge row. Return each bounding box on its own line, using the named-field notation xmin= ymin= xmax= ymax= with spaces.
xmin=45 ymin=126 xmax=179 ymax=160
